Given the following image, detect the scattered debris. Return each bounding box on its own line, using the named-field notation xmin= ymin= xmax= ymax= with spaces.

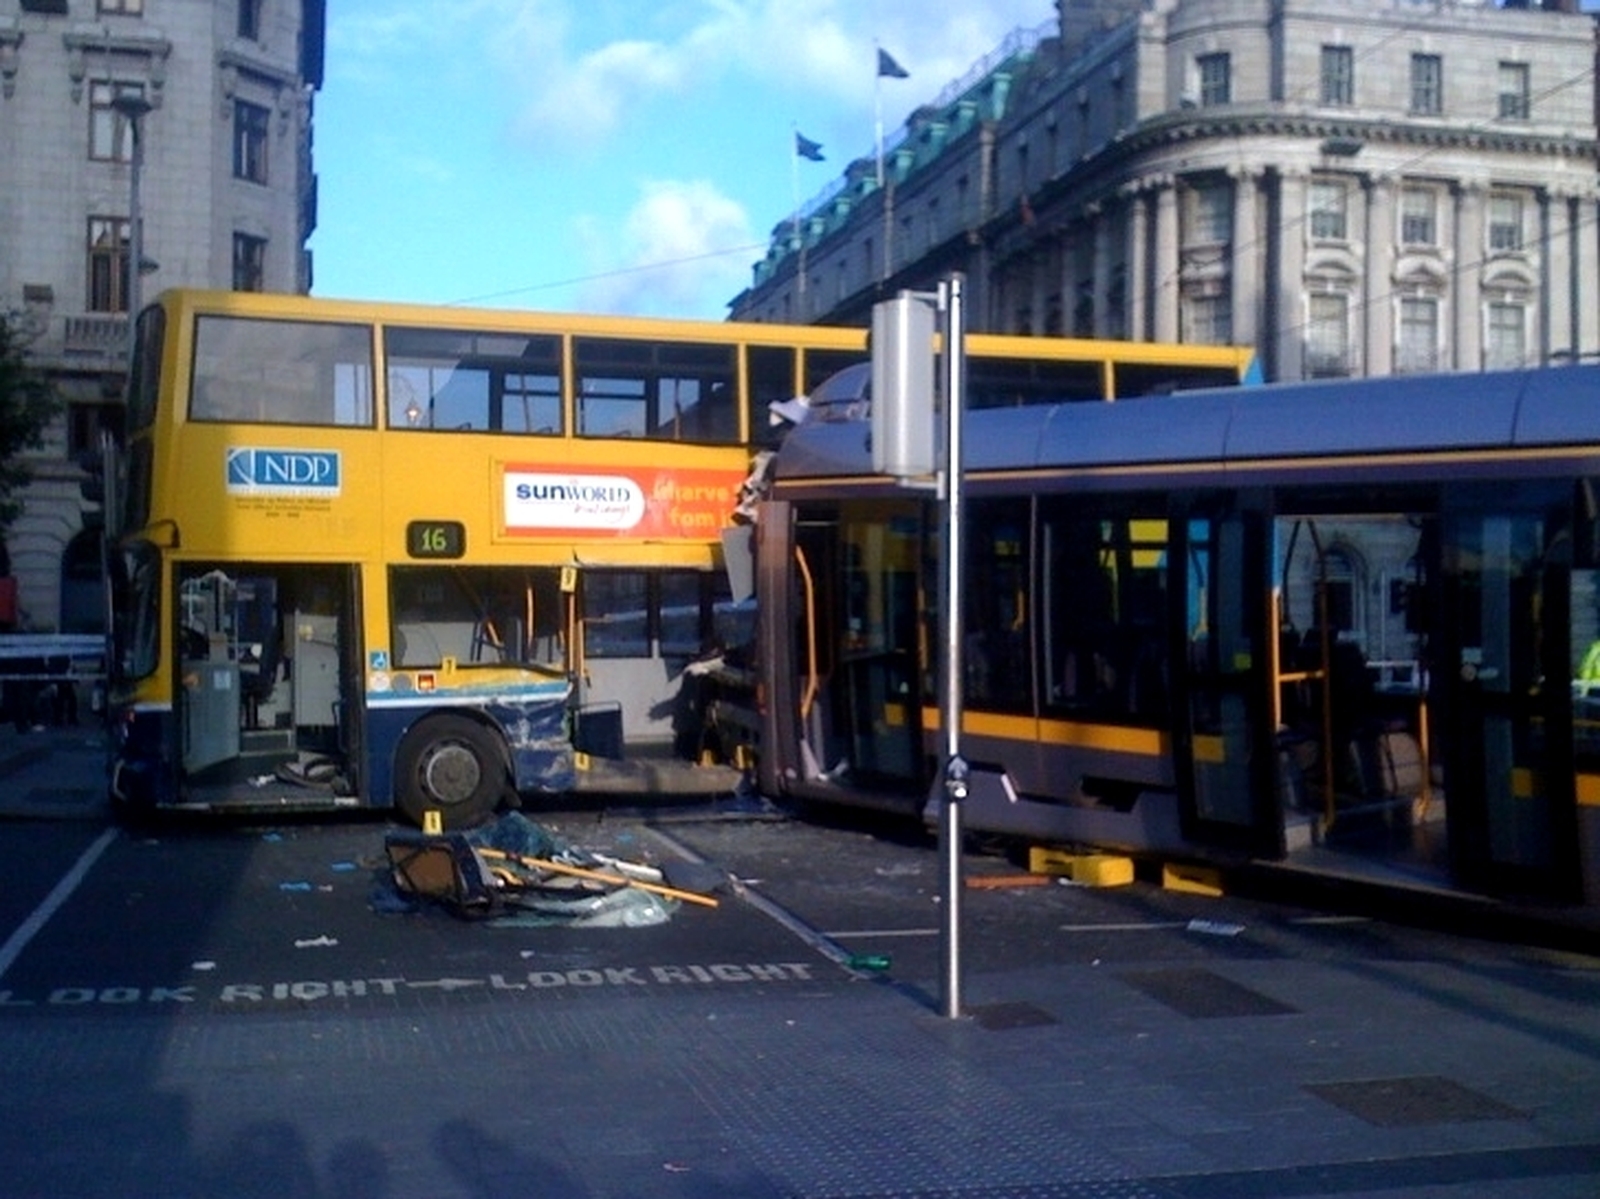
xmin=844 ymin=953 xmax=891 ymax=972
xmin=966 ymin=874 xmax=1052 ymax=890
xmin=379 ymin=811 xmax=727 ymax=928
xmin=1185 ymin=918 xmax=1245 ymax=937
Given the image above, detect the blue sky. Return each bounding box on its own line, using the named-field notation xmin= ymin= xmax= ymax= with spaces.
xmin=308 ymin=0 xmax=1052 ymax=319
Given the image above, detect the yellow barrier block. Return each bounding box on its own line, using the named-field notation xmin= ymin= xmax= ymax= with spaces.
xmin=1028 ymin=846 xmax=1134 ymax=888
xmin=574 ymin=751 xmax=592 ymax=772
xmin=1073 ymin=854 xmax=1135 ymax=888
xmin=1162 ymin=862 xmax=1224 ymax=897
xmin=422 ymin=810 xmax=442 ymax=836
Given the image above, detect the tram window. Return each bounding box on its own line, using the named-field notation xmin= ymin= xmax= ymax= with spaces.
xmin=1041 ymin=501 xmax=1171 ymax=723
xmin=966 ymin=499 xmax=1032 ymax=711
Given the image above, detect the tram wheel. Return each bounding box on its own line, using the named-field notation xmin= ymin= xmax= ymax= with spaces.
xmin=394 ymin=714 xmax=508 ymax=830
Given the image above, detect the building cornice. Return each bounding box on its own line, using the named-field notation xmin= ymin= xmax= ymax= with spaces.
xmin=62 ymin=23 xmax=173 ymax=105
xmin=1115 ymin=107 xmax=1600 ymax=167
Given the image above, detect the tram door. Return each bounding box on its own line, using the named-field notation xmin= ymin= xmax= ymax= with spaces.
xmin=792 ymin=502 xmax=925 ymax=793
xmin=1171 ymin=506 xmax=1281 ymax=855
xmin=1440 ymin=500 xmax=1581 ymax=900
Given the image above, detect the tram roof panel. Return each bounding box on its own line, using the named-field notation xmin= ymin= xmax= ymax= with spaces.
xmin=1214 ymin=371 xmax=1525 ymax=463
xmin=1025 ymin=394 xmax=1237 ymax=470
xmin=772 ymin=364 xmax=1600 ymax=483
xmin=1508 ymin=364 xmax=1600 ymax=448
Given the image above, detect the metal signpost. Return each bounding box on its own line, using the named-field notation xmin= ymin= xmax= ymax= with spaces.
xmin=870 ymin=274 xmax=966 ymax=1019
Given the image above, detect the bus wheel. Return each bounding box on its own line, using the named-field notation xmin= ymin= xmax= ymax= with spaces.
xmin=395 ymin=714 xmax=508 ymax=829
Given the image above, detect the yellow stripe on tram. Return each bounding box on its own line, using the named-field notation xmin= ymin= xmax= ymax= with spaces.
xmin=922 ymin=707 xmax=1167 ymax=759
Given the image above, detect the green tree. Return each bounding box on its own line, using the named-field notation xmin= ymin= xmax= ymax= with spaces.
xmin=0 ymin=312 xmax=61 ymax=534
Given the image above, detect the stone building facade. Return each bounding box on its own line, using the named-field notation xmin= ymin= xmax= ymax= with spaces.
xmin=0 ymin=0 xmax=322 ymax=631
xmin=730 ymin=0 xmax=1600 ymax=384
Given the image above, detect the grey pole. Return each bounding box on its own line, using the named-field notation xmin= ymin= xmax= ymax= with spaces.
xmin=939 ymin=273 xmax=967 ymax=1020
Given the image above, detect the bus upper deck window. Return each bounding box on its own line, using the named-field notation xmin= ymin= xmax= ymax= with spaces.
xmin=575 ymin=337 xmax=739 ymax=444
xmin=192 ymin=316 xmax=374 ymax=426
xmin=384 ymin=327 xmax=561 ymax=434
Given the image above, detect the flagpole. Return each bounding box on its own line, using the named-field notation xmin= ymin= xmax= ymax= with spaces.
xmin=791 ymin=126 xmax=807 ymax=303
xmin=790 ymin=124 xmax=800 ymax=249
xmin=874 ymin=43 xmax=885 ymax=189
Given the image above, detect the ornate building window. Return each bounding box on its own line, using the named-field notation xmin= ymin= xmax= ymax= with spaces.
xmin=1400 ymin=187 xmax=1438 ymax=247
xmin=87 ymin=216 xmax=131 ymax=313
xmin=1487 ymin=193 xmax=1525 ymax=253
xmin=1197 ymin=53 xmax=1230 ymax=106
xmin=233 ymin=99 xmax=270 ymax=184
xmin=1306 ymin=291 xmax=1352 ymax=378
xmin=1410 ymin=54 xmax=1442 ymax=115
xmin=89 ymin=79 xmax=145 ymax=162
xmin=1184 ymin=178 xmax=1231 ymax=247
xmin=232 ymin=232 xmax=266 ymax=291
xmin=1320 ymin=46 xmax=1353 ymax=107
xmin=1497 ymin=62 xmax=1529 ymax=121
xmin=1309 ymin=179 xmax=1348 ymax=241
xmin=1183 ymin=289 xmax=1232 ymax=346
xmin=1484 ymin=298 xmax=1528 ymax=370
xmin=1397 ymin=294 xmax=1441 ymax=374
xmin=238 ymin=0 xmax=263 ymax=41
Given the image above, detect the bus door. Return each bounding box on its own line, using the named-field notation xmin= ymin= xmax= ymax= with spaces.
xmin=1439 ymin=491 xmax=1581 ymax=901
xmin=175 ymin=563 xmax=361 ymax=800
xmin=791 ymin=501 xmax=925 ymax=796
xmin=1170 ymin=502 xmax=1281 ymax=856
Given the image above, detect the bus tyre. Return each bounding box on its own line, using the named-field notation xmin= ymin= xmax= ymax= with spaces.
xmin=395 ymin=714 xmax=508 ymax=830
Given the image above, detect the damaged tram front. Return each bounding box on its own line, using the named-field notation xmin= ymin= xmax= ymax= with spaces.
xmin=104 ymin=289 xmax=865 ymax=828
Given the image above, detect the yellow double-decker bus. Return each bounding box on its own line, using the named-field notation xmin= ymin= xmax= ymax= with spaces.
xmin=103 ymin=288 xmax=1256 ymax=828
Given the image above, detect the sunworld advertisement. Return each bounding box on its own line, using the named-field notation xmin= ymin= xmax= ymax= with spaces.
xmin=498 ymin=463 xmax=744 ymax=539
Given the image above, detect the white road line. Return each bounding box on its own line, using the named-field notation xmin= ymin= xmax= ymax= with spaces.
xmin=0 ymin=827 xmax=118 ymax=981
xmin=1058 ymin=921 xmax=1189 ymax=932
xmin=825 ymin=928 xmax=940 ymax=939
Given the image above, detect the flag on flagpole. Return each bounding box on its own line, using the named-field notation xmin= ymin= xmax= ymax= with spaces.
xmin=794 ymin=131 xmax=825 ymax=162
xmin=873 ymin=45 xmax=908 ymax=187
xmin=877 ymin=48 xmax=909 ymax=79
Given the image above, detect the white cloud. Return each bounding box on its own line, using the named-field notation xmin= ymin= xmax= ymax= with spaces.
xmin=499 ymin=0 xmax=1055 ymax=154
xmin=574 ymin=179 xmax=757 ymax=317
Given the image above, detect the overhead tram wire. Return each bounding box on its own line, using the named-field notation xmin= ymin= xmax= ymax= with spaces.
xmin=443 ymin=239 xmax=770 ymax=309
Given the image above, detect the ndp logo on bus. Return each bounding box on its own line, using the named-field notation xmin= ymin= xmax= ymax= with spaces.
xmin=502 ymin=470 xmax=647 ymax=532
xmin=226 ymin=448 xmax=342 ymax=497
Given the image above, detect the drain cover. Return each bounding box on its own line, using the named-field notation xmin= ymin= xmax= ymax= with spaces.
xmin=1307 ymin=1076 xmax=1526 ymax=1126
xmin=968 ymin=1001 xmax=1059 ymax=1030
